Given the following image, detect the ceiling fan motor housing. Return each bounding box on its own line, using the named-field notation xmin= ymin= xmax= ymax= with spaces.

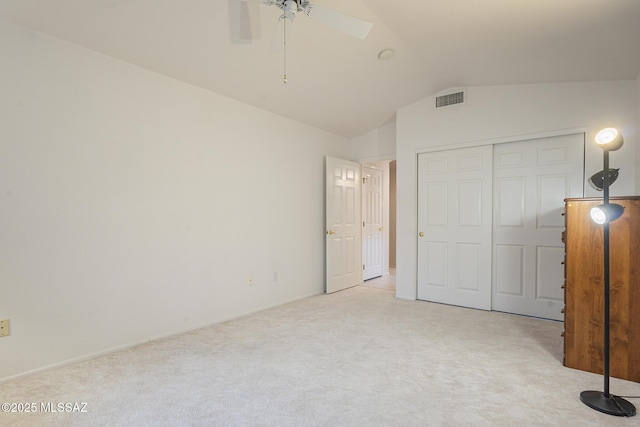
xmin=267 ymin=0 xmax=311 ymax=21
xmin=260 ymin=0 xmax=372 ymax=39
xmin=284 ymin=0 xmax=296 ymax=20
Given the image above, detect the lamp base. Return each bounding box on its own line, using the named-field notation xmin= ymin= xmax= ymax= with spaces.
xmin=580 ymin=391 xmax=636 ymax=417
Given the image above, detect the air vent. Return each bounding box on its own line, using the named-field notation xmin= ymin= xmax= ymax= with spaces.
xmin=435 ymin=91 xmax=465 ymax=108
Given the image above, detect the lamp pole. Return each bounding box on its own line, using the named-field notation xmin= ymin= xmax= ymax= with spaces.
xmin=579 ymin=129 xmax=635 ymax=417
xmin=602 ymin=148 xmax=611 ymax=399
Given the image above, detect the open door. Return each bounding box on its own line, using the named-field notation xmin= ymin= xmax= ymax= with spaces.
xmin=362 ymin=165 xmax=383 ymax=280
xmin=325 ymin=157 xmax=362 ymax=293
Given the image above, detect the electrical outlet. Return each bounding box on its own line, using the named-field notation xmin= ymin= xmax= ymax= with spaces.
xmin=0 ymin=319 xmax=9 ymax=337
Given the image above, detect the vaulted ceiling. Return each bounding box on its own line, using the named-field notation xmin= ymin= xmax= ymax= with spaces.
xmin=1 ymin=0 xmax=639 ymax=138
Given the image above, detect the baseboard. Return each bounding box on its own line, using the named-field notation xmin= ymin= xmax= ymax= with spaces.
xmin=149 ymin=291 xmax=323 ymax=342
xmin=0 ymin=338 xmax=149 ymax=384
xmin=0 ymin=290 xmax=324 ymax=384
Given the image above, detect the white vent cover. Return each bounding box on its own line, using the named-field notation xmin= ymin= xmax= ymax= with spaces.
xmin=435 ymin=90 xmax=465 ymax=108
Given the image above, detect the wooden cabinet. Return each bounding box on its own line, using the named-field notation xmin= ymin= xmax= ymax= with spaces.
xmin=563 ymin=197 xmax=640 ymax=382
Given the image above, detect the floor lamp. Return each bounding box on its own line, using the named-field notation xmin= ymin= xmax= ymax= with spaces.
xmin=579 ymin=127 xmax=636 ymax=417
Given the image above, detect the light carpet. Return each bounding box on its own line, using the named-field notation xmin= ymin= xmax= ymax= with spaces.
xmin=1 ymin=286 xmax=638 ymax=426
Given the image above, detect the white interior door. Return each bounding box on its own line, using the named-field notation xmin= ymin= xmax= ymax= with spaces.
xmin=417 ymin=146 xmax=493 ymax=310
xmin=362 ymin=166 xmax=383 ymax=281
xmin=325 ymin=157 xmax=362 ymax=293
xmin=492 ymin=133 xmax=584 ymax=320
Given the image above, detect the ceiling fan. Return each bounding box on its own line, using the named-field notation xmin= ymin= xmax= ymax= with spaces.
xmin=229 ymin=0 xmax=373 ymax=43
xmin=229 ymin=0 xmax=373 ymax=82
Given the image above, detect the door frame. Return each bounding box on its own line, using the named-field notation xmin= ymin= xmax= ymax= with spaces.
xmin=325 ymin=156 xmax=397 ymax=293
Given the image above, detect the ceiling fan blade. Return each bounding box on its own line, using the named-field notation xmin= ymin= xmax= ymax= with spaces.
xmin=307 ymin=4 xmax=373 ymax=39
xmin=229 ymin=0 xmax=262 ymax=43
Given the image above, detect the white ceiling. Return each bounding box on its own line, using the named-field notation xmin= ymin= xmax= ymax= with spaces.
xmin=1 ymin=0 xmax=640 ymax=138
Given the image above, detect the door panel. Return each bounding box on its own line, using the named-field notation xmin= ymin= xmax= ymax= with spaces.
xmin=457 ymin=243 xmax=481 ymax=291
xmin=495 ymin=244 xmax=525 ymax=295
xmin=325 ymin=157 xmax=362 ymax=293
xmin=417 ymin=146 xmax=493 ymax=310
xmin=536 ymin=246 xmax=565 ymax=300
xmin=425 ymin=241 xmax=447 ymax=287
xmin=492 ymin=133 xmax=584 ymax=320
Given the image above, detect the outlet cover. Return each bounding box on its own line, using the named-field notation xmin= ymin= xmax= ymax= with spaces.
xmin=0 ymin=319 xmax=9 ymax=337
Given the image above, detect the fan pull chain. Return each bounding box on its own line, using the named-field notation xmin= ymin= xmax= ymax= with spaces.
xmin=283 ymin=15 xmax=287 ymax=84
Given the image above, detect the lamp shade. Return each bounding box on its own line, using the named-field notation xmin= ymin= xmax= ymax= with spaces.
xmin=595 ymin=128 xmax=624 ymax=151
xmin=588 ymin=168 xmax=620 ymax=191
xmin=589 ymin=203 xmax=625 ymax=224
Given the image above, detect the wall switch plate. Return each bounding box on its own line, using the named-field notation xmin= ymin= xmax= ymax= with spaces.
xmin=0 ymin=319 xmax=9 ymax=337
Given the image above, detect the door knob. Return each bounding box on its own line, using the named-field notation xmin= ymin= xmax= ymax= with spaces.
xmin=326 ymin=230 xmax=336 ymax=235
xmin=419 ymin=232 xmax=424 ymax=237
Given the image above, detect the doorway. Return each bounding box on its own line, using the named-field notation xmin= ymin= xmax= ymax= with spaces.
xmin=324 ymin=157 xmax=397 ymax=294
xmin=362 ymin=160 xmax=396 ymax=291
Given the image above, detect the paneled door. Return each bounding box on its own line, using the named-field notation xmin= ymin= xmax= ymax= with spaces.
xmin=362 ymin=166 xmax=383 ymax=280
xmin=417 ymin=146 xmax=493 ymax=310
xmin=325 ymin=157 xmax=362 ymax=293
xmin=492 ymin=134 xmax=584 ymax=320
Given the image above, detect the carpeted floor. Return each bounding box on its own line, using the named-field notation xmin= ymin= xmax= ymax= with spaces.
xmin=1 ymin=285 xmax=638 ymax=426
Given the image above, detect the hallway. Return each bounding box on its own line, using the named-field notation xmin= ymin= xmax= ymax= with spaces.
xmin=361 ymin=268 xmax=395 ymax=292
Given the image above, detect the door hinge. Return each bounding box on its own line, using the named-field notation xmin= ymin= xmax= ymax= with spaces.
xmin=363 ymin=264 xmax=365 ymax=270
xmin=363 ymin=221 xmax=365 ymax=227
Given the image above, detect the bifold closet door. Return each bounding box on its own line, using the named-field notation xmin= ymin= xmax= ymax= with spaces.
xmin=417 ymin=146 xmax=493 ymax=310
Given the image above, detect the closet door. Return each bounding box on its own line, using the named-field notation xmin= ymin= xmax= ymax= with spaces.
xmin=492 ymin=134 xmax=584 ymax=320
xmin=417 ymin=146 xmax=493 ymax=310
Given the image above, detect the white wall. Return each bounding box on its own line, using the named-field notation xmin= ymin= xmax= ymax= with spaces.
xmin=388 ymin=161 xmax=396 ymax=268
xmin=396 ymin=81 xmax=638 ymax=300
xmin=350 ymin=121 xmax=396 ymax=162
xmin=637 ymin=72 xmax=640 ymax=192
xmin=0 ymin=20 xmax=349 ymax=381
